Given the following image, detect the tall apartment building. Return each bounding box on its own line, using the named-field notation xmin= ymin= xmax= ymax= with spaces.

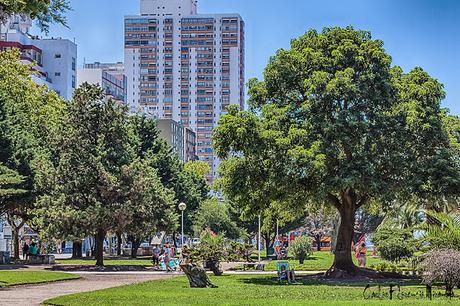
xmin=124 ymin=0 xmax=245 ymax=182
xmin=0 ymin=15 xmax=77 ymax=100
xmin=78 ymin=62 xmax=127 ymax=103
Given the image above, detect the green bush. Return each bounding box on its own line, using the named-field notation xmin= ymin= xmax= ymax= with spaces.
xmin=189 ymin=231 xmax=227 ymax=276
xmin=289 ymin=236 xmax=312 ymax=264
xmin=372 ymin=227 xmax=416 ymax=262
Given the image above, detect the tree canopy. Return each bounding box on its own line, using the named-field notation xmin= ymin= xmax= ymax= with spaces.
xmin=214 ymin=27 xmax=460 ymax=276
xmin=0 ymin=49 xmax=65 ymax=258
xmin=193 ymin=198 xmax=241 ymax=239
xmin=0 ymin=0 xmax=70 ymax=33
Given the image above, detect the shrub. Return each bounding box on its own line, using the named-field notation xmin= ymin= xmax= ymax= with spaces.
xmin=228 ymin=242 xmax=254 ymax=262
xmin=372 ymin=228 xmax=416 ymax=262
xmin=421 ymin=249 xmax=460 ymax=297
xmin=189 ymin=231 xmax=227 ymax=276
xmin=289 ymin=236 xmax=312 ymax=264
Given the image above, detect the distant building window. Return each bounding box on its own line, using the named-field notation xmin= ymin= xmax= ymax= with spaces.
xmin=55 ymin=72 xmax=61 ymax=76
xmin=72 ymin=75 xmax=76 ymax=89
xmin=55 ymin=54 xmax=61 ymax=59
xmin=72 ymin=57 xmax=76 ymax=71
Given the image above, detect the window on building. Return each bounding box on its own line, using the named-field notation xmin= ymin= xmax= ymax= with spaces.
xmin=72 ymin=57 xmax=76 ymax=71
xmin=55 ymin=72 xmax=61 ymax=76
xmin=55 ymin=54 xmax=61 ymax=59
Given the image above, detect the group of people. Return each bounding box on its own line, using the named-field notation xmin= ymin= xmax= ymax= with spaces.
xmin=151 ymin=243 xmax=190 ymax=272
xmin=21 ymin=241 xmax=39 ymax=260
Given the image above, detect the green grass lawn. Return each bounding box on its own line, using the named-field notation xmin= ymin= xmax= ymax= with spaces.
xmin=56 ymin=257 xmax=152 ymax=266
xmin=0 ymin=271 xmax=79 ymax=286
xmin=57 ymin=252 xmax=404 ymax=273
xmin=44 ymin=274 xmax=459 ymax=306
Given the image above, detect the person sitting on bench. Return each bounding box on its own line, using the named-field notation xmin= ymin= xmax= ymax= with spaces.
xmin=277 ymin=261 xmax=295 ymax=283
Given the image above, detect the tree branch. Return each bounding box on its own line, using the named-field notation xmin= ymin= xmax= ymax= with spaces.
xmin=356 ymin=194 xmax=369 ymax=209
xmin=327 ymin=193 xmax=342 ymax=210
xmin=342 ymin=144 xmax=353 ymax=161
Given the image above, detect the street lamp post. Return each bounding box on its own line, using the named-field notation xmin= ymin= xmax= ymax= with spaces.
xmin=178 ymin=202 xmax=187 ymax=247
xmin=258 ymin=214 xmax=261 ymax=263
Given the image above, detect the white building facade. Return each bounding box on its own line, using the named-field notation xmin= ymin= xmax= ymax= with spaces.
xmin=125 ymin=0 xmax=245 ymax=182
xmin=78 ymin=62 xmax=127 ymax=103
xmin=0 ymin=15 xmax=77 ymax=100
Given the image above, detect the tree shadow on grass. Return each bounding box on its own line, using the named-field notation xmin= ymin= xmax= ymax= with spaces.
xmin=238 ymin=276 xmax=421 ymax=288
xmin=0 ymin=264 xmax=30 ymax=271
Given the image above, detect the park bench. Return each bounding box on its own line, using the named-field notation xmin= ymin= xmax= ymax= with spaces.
xmin=27 ymin=254 xmax=55 ymax=265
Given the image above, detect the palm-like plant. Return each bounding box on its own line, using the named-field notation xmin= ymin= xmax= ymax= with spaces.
xmin=422 ymin=211 xmax=460 ymax=250
xmin=380 ymin=201 xmax=424 ymax=230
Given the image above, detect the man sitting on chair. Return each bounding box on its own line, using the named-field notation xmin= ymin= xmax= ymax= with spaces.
xmin=279 ymin=265 xmax=295 ymax=283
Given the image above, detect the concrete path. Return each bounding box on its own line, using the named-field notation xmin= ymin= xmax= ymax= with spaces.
xmin=0 ymin=272 xmax=175 ymax=306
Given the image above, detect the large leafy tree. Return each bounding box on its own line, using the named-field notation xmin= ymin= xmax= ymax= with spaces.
xmin=35 ymin=83 xmax=132 ymax=266
xmin=214 ymin=27 xmax=460 ymax=277
xmin=0 ymin=49 xmax=64 ymax=258
xmin=120 ymin=159 xmax=177 ymax=258
xmin=127 ymin=115 xmax=210 ymax=240
xmin=193 ymin=198 xmax=241 ymax=239
xmin=0 ymin=0 xmax=70 ymax=33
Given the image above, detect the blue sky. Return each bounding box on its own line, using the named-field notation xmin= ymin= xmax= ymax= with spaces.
xmin=35 ymin=0 xmax=460 ymax=114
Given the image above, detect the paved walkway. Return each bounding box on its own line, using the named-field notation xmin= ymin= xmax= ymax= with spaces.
xmin=0 ymin=272 xmax=175 ymax=306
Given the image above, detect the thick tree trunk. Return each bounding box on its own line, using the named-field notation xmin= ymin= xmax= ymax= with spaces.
xmin=130 ymin=238 xmax=140 ymax=259
xmin=116 ymin=232 xmax=122 ymax=256
xmin=262 ymin=232 xmax=274 ymax=259
xmin=72 ymin=241 xmax=83 ymax=258
xmin=315 ymin=235 xmax=322 ymax=252
xmin=6 ymin=215 xmax=24 ymax=260
xmin=331 ymin=206 xmax=356 ymax=272
xmin=95 ymin=229 xmax=106 ymax=266
xmin=264 ymin=233 xmax=270 ymax=259
xmin=326 ymin=190 xmax=361 ymax=278
xmin=172 ymin=231 xmax=178 ymax=249
xmin=12 ymin=226 xmax=20 ymax=259
xmin=180 ymin=264 xmax=218 ymax=288
xmin=205 ymin=258 xmax=223 ymax=276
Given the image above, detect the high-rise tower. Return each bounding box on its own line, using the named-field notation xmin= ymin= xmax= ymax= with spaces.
xmin=124 ymin=0 xmax=245 ymax=182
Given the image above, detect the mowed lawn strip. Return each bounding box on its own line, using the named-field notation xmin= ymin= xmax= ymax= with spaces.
xmin=44 ymin=274 xmax=459 ymax=306
xmin=0 ymin=271 xmax=79 ymax=286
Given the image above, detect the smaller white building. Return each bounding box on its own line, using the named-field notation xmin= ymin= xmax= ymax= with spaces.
xmin=77 ymin=62 xmax=127 ymax=103
xmin=0 ymin=15 xmax=77 ymax=100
